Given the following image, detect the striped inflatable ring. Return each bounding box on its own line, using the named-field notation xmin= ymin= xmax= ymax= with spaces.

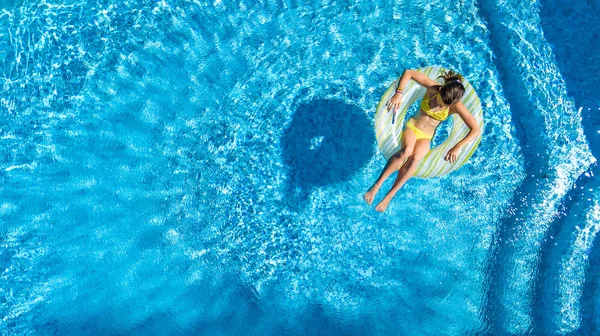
xmin=374 ymin=66 xmax=484 ymax=178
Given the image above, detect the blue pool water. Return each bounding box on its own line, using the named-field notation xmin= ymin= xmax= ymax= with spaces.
xmin=1 ymin=0 xmax=598 ymax=335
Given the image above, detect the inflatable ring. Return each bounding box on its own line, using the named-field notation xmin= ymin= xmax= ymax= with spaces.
xmin=374 ymin=66 xmax=484 ymax=178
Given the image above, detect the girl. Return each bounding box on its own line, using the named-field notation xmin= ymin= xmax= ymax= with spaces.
xmin=364 ymin=69 xmax=481 ymax=212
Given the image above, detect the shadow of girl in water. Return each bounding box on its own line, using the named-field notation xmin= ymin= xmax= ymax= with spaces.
xmin=281 ymin=99 xmax=375 ymax=209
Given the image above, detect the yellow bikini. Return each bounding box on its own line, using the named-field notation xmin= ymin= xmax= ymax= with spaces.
xmin=420 ymin=93 xmax=450 ymax=121
xmin=404 ymin=118 xmax=433 ymax=140
xmin=403 ymin=93 xmax=450 ymax=141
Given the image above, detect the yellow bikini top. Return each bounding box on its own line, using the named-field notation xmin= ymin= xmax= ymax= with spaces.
xmin=420 ymin=93 xmax=450 ymax=121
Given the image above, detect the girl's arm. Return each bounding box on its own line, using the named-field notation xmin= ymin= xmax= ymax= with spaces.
xmin=387 ymin=70 xmax=438 ymax=112
xmin=444 ymin=102 xmax=480 ymax=163
xmin=397 ymin=69 xmax=439 ymax=90
xmin=453 ymin=101 xmax=481 ymax=147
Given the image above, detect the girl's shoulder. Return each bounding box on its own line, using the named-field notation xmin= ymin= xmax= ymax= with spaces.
xmin=425 ymin=85 xmax=442 ymax=97
xmin=449 ymin=101 xmax=465 ymax=114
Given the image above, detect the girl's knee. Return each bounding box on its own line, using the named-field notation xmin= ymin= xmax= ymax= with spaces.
xmin=391 ymin=154 xmax=410 ymax=169
xmin=389 ymin=147 xmax=414 ymax=169
xmin=395 ymin=146 xmax=414 ymax=159
xmin=390 ymin=156 xmax=404 ymax=167
xmin=410 ymin=152 xmax=427 ymax=165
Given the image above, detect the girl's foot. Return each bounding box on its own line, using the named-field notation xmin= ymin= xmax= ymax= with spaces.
xmin=363 ymin=184 xmax=381 ymax=204
xmin=375 ymin=197 xmax=392 ymax=212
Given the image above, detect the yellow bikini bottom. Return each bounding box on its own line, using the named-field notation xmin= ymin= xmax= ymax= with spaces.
xmin=403 ymin=118 xmax=433 ymax=141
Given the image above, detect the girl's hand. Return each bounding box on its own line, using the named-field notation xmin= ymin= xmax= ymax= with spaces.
xmin=445 ymin=145 xmax=462 ymax=164
xmin=386 ymin=93 xmax=403 ymax=113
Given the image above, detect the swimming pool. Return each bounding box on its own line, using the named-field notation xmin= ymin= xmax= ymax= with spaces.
xmin=0 ymin=0 xmax=598 ymax=335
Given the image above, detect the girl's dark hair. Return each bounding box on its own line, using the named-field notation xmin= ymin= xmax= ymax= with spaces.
xmin=437 ymin=70 xmax=465 ymax=106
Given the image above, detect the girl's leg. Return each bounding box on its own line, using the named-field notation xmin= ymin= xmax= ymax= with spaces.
xmin=364 ymin=128 xmax=417 ymax=204
xmin=375 ymin=139 xmax=431 ymax=212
